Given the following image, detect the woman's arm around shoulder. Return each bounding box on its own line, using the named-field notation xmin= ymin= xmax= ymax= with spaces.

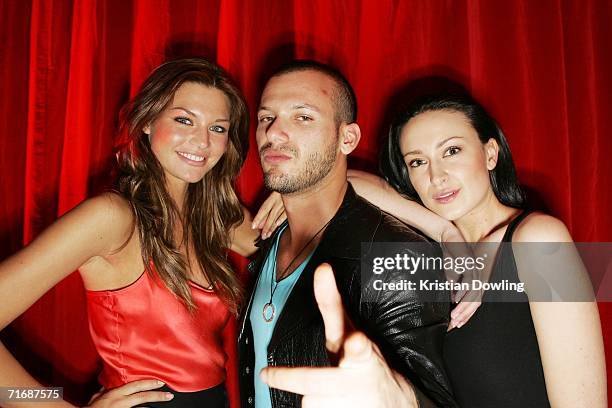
xmin=347 ymin=169 xmax=459 ymax=241
xmin=514 ymin=212 xmax=607 ymax=408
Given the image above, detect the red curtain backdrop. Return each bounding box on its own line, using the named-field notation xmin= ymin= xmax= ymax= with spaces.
xmin=1 ymin=0 xmax=611 ymax=404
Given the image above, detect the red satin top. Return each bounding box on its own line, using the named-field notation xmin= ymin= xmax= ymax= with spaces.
xmin=86 ymin=264 xmax=231 ymax=392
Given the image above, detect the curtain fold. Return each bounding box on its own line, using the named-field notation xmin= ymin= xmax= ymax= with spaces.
xmin=1 ymin=0 xmax=611 ymax=404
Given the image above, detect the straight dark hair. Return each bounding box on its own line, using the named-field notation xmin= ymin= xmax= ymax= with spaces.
xmin=380 ymin=94 xmax=526 ymax=208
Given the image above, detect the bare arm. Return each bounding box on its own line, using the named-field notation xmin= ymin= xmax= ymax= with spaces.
xmin=0 ymin=194 xmax=168 ymax=407
xmin=514 ymin=214 xmax=607 ymax=407
xmin=347 ymin=170 xmax=459 ymax=241
xmin=0 ymin=194 xmax=125 ymax=406
xmin=348 ymin=170 xmax=482 ymax=328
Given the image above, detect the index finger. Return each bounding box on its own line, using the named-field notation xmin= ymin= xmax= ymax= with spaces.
xmin=252 ymin=202 xmax=272 ymax=229
xmin=113 ymin=379 xmax=165 ymax=396
xmin=252 ymin=192 xmax=282 ymax=228
xmin=124 ymin=390 xmax=173 ymax=406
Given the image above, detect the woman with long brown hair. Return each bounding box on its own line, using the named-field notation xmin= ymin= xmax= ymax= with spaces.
xmin=0 ymin=58 xmax=283 ymax=407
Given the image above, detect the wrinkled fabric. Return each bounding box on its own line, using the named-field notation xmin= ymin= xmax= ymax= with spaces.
xmin=86 ymin=263 xmax=230 ymax=392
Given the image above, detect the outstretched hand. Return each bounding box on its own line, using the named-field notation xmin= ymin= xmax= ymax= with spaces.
xmin=260 ymin=263 xmax=419 ymax=408
xmin=252 ymin=192 xmax=286 ymax=239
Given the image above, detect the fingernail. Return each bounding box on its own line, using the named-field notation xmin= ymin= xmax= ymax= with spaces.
xmin=260 ymin=369 xmax=267 ymax=382
xmin=157 ymin=380 xmax=164 ymax=385
xmin=165 ymin=393 xmax=174 ymax=400
xmin=251 ymin=223 xmax=256 ymax=229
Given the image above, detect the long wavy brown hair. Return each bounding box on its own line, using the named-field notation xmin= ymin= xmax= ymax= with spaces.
xmin=114 ymin=58 xmax=248 ymax=314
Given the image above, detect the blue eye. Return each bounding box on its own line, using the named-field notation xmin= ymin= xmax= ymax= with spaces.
xmin=175 ymin=117 xmax=193 ymax=126
xmin=209 ymin=125 xmax=227 ymax=133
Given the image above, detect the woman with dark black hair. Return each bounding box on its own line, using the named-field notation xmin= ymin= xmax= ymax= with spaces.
xmin=348 ymin=94 xmax=606 ymax=407
xmin=380 ymin=95 xmax=525 ymax=209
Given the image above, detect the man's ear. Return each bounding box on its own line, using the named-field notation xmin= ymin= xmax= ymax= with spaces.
xmin=485 ymin=138 xmax=499 ymax=170
xmin=339 ymin=123 xmax=361 ymax=155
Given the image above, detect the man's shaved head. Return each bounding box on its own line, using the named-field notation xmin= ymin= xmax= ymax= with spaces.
xmin=269 ymin=60 xmax=357 ymax=126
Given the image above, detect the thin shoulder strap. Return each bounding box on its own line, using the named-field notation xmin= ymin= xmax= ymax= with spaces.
xmin=501 ymin=209 xmax=533 ymax=243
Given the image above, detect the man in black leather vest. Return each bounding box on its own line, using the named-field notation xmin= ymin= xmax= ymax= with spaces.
xmin=238 ymin=60 xmax=456 ymax=408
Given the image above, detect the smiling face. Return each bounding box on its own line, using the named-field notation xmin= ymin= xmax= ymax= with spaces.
xmin=400 ymin=109 xmax=499 ymax=221
xmin=256 ymin=70 xmax=341 ymax=194
xmin=144 ymin=82 xmax=230 ymax=189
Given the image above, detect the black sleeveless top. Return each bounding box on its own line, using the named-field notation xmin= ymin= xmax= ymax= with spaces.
xmin=443 ymin=211 xmax=550 ymax=407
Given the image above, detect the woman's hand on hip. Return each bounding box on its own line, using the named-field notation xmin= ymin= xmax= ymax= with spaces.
xmin=86 ymin=380 xmax=172 ymax=408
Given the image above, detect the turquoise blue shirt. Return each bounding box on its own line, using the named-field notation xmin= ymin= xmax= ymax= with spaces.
xmin=249 ymin=225 xmax=313 ymax=408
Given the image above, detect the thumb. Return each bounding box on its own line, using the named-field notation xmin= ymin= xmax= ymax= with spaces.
xmin=314 ymin=263 xmax=345 ymax=353
xmin=339 ymin=331 xmax=374 ymax=368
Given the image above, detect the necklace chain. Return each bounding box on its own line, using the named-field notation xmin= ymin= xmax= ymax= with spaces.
xmin=262 ymin=218 xmax=332 ymax=323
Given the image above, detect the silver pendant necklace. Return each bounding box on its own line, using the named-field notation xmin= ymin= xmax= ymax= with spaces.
xmin=262 ymin=218 xmax=332 ymax=323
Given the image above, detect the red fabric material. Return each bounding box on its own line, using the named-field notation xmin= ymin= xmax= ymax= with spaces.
xmin=86 ymin=263 xmax=231 ymax=394
xmin=1 ymin=0 xmax=611 ymax=404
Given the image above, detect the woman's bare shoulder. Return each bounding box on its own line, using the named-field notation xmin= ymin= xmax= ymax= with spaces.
xmin=92 ymin=191 xmax=132 ymax=214
xmin=73 ymin=192 xmax=135 ymax=243
xmin=513 ymin=211 xmax=573 ymax=243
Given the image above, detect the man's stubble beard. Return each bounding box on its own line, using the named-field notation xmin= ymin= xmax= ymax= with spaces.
xmin=263 ymin=135 xmax=339 ymax=194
